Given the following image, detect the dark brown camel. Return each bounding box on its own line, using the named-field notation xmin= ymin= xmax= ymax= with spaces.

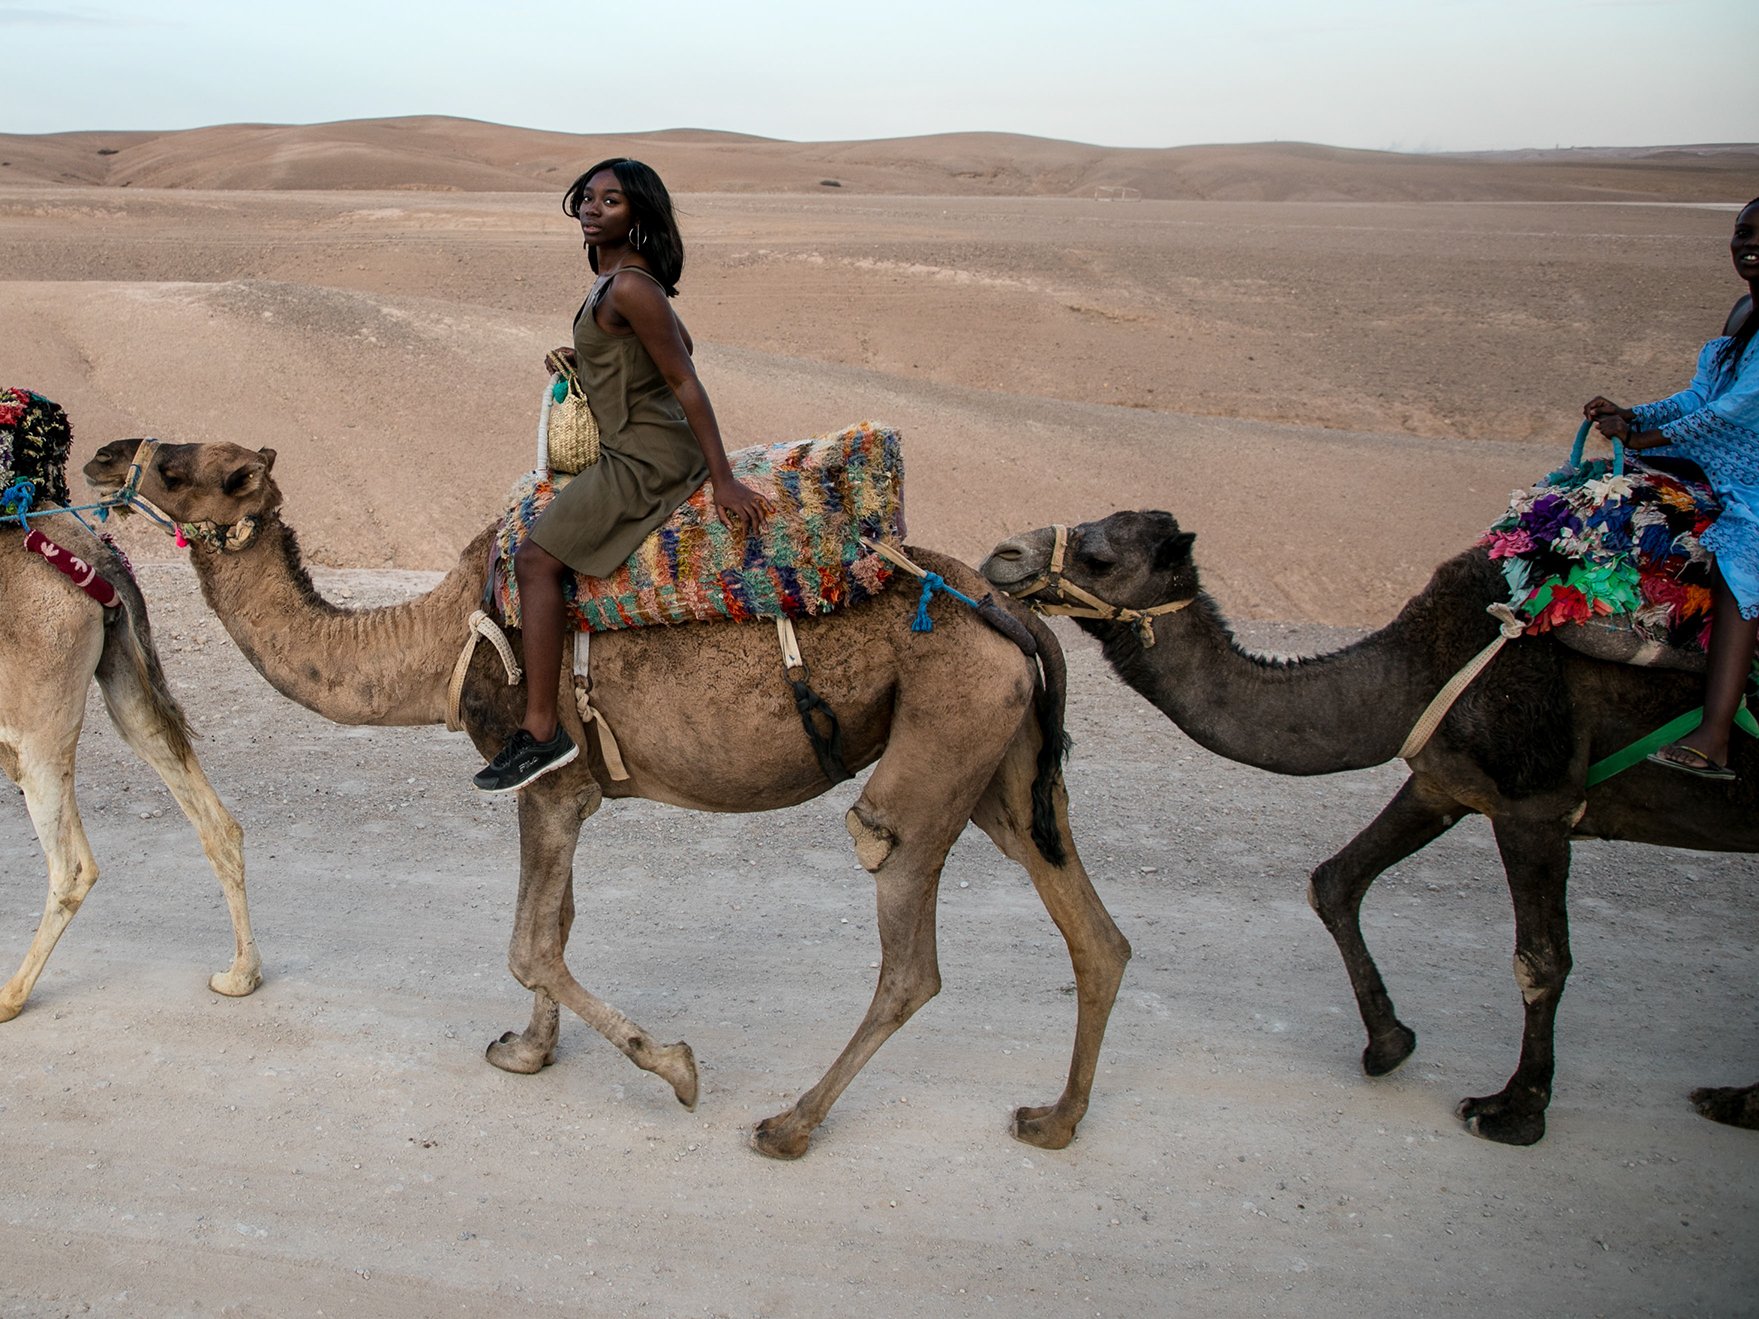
xmin=85 ymin=439 xmax=1131 ymax=1159
xmin=982 ymin=510 xmax=1757 ymax=1145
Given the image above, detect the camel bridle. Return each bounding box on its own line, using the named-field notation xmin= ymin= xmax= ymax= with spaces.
xmin=112 ymin=439 xmax=263 ymax=553
xmin=1008 ymin=523 xmax=1193 ymax=648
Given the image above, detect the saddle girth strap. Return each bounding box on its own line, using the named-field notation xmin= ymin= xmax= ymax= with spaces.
xmin=776 ymin=616 xmax=852 ymax=785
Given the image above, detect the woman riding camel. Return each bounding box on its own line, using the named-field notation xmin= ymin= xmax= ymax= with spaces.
xmin=1583 ymin=195 xmax=1759 ymax=780
xmin=474 ymin=158 xmax=771 ymax=793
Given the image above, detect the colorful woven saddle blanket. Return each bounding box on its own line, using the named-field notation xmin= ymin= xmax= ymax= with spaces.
xmin=1 ymin=387 xmax=74 ymax=515
xmin=491 ymin=420 xmax=903 ymax=632
xmin=1479 ymin=454 xmax=1731 ymax=666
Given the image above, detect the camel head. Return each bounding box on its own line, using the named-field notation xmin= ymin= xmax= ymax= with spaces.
xmin=85 ymin=439 xmax=281 ymax=550
xmin=981 ymin=510 xmax=1200 ymax=618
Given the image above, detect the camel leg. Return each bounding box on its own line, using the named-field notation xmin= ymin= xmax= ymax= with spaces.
xmin=969 ymin=732 xmax=1130 ymax=1151
xmin=1457 ymin=811 xmax=1573 ymax=1146
xmin=497 ymin=775 xmax=698 ymax=1106
xmin=0 ymin=746 xmax=101 ymax=1021
xmin=486 ymin=880 xmax=572 ymax=1074
xmin=94 ymin=662 xmax=258 ymax=999
xmin=752 ymin=749 xmax=983 ymax=1160
xmin=1690 ymin=1085 xmax=1759 ymax=1129
xmin=1308 ymin=775 xmax=1464 ymax=1077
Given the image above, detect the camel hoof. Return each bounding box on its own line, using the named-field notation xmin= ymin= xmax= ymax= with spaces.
xmin=1690 ymin=1085 xmax=1759 ymax=1129
xmin=649 ymin=1040 xmax=698 ymax=1109
xmin=751 ymin=1112 xmax=812 ymax=1160
xmin=1362 ymin=1024 xmax=1417 ymax=1077
xmin=208 ymin=967 xmax=262 ymax=998
xmin=1456 ymin=1092 xmax=1546 ymax=1146
xmin=1012 ymin=1103 xmax=1077 ymax=1150
xmin=0 ymin=997 xmax=21 ymax=1024
xmin=485 ymin=1030 xmax=555 ymax=1075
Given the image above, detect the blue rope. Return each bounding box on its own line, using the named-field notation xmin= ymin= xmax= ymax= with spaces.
xmin=911 ymin=571 xmax=980 ymax=632
xmin=0 ymin=493 xmax=129 ymax=531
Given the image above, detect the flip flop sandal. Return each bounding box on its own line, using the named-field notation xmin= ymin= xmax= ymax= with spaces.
xmin=1646 ymin=743 xmax=1737 ymax=781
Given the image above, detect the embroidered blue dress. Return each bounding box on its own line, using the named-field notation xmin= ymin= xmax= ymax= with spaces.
xmin=1631 ymin=334 xmax=1759 ymax=619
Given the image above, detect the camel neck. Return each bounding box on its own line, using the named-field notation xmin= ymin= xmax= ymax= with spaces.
xmin=188 ymin=517 xmax=492 ymax=727
xmin=1082 ymin=595 xmax=1438 ymax=775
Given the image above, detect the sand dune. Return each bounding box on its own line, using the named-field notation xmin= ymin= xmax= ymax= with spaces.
xmin=3 ymin=116 xmax=1754 ymax=200
xmin=2 ymin=185 xmax=1744 ymax=622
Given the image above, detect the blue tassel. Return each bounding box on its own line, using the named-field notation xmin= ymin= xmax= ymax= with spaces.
xmin=913 ymin=573 xmax=942 ymax=632
xmin=1 ymin=478 xmax=36 ymax=518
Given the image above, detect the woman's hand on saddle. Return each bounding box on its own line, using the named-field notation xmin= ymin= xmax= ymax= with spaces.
xmin=713 ymin=476 xmax=773 ymax=533
xmin=1583 ymin=396 xmax=1631 ymax=423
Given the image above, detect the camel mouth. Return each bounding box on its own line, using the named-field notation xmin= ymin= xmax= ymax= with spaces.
xmin=979 ymin=553 xmax=1040 ymax=594
xmin=82 ymin=460 xmax=127 ymax=496
xmin=82 ymin=439 xmax=146 ymax=496
xmin=980 ymin=534 xmax=1052 ymax=593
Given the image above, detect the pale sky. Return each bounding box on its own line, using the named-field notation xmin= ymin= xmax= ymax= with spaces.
xmin=3 ymin=0 xmax=1755 ymax=152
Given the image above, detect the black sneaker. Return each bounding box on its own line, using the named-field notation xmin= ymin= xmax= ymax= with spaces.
xmin=473 ymin=726 xmax=578 ymax=794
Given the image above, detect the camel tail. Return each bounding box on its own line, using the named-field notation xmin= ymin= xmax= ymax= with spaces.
xmin=1019 ymin=606 xmax=1072 ymax=867
xmin=96 ymin=554 xmax=197 ymax=765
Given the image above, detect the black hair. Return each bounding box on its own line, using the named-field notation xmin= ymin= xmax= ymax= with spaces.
xmin=563 ymin=158 xmax=684 ymax=297
xmin=1715 ymin=195 xmax=1759 ymax=380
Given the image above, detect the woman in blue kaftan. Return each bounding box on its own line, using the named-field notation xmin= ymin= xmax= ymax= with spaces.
xmin=1583 ymin=196 xmax=1759 ymax=779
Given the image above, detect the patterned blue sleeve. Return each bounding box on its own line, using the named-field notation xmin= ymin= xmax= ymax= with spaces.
xmin=1640 ymin=337 xmax=1759 ymax=489
xmin=1630 ymin=338 xmax=1724 ymax=430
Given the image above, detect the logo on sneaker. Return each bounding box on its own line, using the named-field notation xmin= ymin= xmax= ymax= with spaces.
xmin=473 ymin=727 xmax=579 ymax=794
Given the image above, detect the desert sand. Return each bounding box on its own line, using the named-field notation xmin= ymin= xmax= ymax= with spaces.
xmin=1 ymin=125 xmax=1755 ymax=1317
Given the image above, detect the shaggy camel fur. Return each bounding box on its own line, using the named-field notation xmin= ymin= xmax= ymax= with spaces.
xmin=983 ymin=511 xmax=1758 ymax=1145
xmin=0 ymin=513 xmax=258 ymax=1020
xmin=85 ymin=439 xmax=1131 ymax=1159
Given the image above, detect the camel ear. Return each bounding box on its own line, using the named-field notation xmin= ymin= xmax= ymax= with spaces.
xmin=257 ymin=447 xmax=277 ymax=473
xmin=1152 ymin=530 xmax=1196 ymax=572
xmin=222 ymin=456 xmax=270 ymax=497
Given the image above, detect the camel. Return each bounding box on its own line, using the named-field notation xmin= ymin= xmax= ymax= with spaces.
xmin=83 ymin=438 xmax=1131 ymax=1159
xmin=0 ymin=512 xmax=259 ymax=1021
xmin=981 ymin=511 xmax=1758 ymax=1145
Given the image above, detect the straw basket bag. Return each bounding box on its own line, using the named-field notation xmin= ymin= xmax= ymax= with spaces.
xmin=538 ymin=358 xmax=600 ymax=475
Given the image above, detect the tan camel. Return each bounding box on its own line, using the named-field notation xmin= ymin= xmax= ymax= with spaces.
xmin=0 ymin=511 xmax=259 ymax=1021
xmin=84 ymin=438 xmax=1131 ymax=1158
xmin=983 ymin=512 xmax=1759 ymax=1143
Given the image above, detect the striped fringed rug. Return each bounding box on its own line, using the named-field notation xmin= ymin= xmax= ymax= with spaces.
xmin=492 ymin=420 xmax=904 ymax=632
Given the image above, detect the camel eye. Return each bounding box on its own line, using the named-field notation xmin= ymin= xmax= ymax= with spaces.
xmin=157 ymin=468 xmax=187 ymax=491
xmin=1076 ymin=550 xmax=1115 ymax=574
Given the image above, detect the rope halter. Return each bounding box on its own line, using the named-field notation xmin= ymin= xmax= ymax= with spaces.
xmin=112 ymin=438 xmax=263 ymax=553
xmin=1006 ymin=523 xmax=1193 ymax=648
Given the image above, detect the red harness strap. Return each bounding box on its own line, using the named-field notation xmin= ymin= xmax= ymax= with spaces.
xmin=23 ymin=529 xmax=122 ymax=609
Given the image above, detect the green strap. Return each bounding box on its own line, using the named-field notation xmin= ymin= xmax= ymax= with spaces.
xmin=1587 ymin=697 xmax=1759 ymax=787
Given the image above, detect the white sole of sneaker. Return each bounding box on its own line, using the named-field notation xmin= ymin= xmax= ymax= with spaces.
xmin=474 ymin=741 xmax=580 ymax=795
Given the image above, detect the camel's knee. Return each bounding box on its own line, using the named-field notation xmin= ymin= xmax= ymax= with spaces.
xmin=845 ymin=802 xmax=899 ymax=873
xmin=507 ymin=950 xmax=567 ymax=996
xmin=50 ymin=857 xmax=100 ymax=912
xmin=875 ymin=963 xmax=941 ymax=1023
xmin=1512 ymin=949 xmax=1571 ymax=1005
xmin=1306 ymin=858 xmax=1356 ymax=927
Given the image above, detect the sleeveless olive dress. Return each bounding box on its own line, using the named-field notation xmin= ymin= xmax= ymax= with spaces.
xmin=528 ymin=267 xmax=711 ymax=577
